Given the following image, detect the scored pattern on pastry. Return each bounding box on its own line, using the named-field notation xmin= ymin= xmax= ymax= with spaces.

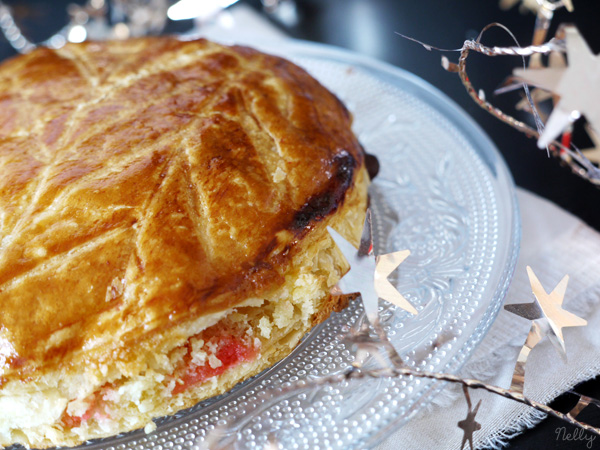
xmin=0 ymin=38 xmax=363 ymax=379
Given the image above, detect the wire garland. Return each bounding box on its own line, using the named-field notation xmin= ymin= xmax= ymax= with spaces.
xmin=274 ymin=366 xmax=600 ymax=437
xmin=447 ymin=24 xmax=600 ymax=184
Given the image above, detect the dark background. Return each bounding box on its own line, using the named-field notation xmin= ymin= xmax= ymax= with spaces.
xmin=1 ymin=0 xmax=599 ymax=448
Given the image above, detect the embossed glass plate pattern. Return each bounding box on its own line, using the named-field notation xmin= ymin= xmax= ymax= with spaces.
xmin=24 ymin=40 xmax=520 ymax=450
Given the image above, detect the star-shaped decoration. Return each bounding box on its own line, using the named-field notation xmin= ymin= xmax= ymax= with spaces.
xmin=515 ymin=87 xmax=552 ymax=119
xmin=499 ymin=0 xmax=543 ymax=13
xmin=513 ymin=52 xmax=566 ymax=117
xmin=561 ymin=0 xmax=574 ymax=11
xmin=513 ymin=26 xmax=600 ymax=149
xmin=499 ymin=0 xmax=573 ymax=14
xmin=567 ymin=394 xmax=600 ymax=420
xmin=581 ymin=123 xmax=600 ymax=165
xmin=457 ymin=386 xmax=482 ymax=450
xmin=327 ymin=210 xmax=417 ymax=324
xmin=504 ymin=266 xmax=587 ymax=361
xmin=495 ymin=50 xmax=564 ymax=116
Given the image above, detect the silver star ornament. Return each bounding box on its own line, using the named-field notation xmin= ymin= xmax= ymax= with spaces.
xmin=457 ymin=386 xmax=482 ymax=450
xmin=513 ymin=26 xmax=600 ymax=148
xmin=327 ymin=210 xmax=417 ymax=324
xmin=504 ymin=266 xmax=587 ymax=361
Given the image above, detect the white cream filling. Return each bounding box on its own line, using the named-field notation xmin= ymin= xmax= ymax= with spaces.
xmin=0 ymin=298 xmax=265 ymax=442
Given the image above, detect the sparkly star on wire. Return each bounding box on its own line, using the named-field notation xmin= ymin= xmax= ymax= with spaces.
xmin=504 ymin=266 xmax=587 ymax=361
xmin=457 ymin=386 xmax=482 ymax=450
xmin=499 ymin=0 xmax=573 ymax=14
xmin=513 ymin=26 xmax=600 ymax=148
xmin=327 ymin=210 xmax=417 ymax=325
xmin=581 ymin=123 xmax=600 ymax=164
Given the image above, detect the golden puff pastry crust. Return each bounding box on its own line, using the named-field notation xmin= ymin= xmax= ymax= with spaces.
xmin=0 ymin=37 xmax=368 ymax=448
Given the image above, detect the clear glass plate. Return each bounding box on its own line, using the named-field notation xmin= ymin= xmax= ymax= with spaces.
xmin=23 ymin=40 xmax=520 ymax=450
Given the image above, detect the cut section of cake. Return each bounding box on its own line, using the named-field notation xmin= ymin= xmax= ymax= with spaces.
xmin=0 ymin=37 xmax=369 ymax=448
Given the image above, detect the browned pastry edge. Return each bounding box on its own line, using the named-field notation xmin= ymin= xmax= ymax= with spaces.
xmin=0 ymin=37 xmax=369 ymax=449
xmin=0 ymin=37 xmax=366 ymax=384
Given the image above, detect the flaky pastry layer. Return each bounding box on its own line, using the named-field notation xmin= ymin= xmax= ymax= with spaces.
xmin=0 ymin=37 xmax=365 ymax=383
xmin=0 ymin=166 xmax=368 ymax=448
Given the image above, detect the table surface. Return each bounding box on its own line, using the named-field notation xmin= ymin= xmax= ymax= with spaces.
xmin=1 ymin=0 xmax=599 ymax=449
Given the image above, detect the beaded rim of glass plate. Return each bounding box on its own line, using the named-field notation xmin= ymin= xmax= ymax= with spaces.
xmin=6 ymin=39 xmax=520 ymax=450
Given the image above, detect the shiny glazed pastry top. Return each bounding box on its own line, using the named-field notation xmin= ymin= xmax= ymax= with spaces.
xmin=0 ymin=37 xmax=364 ymax=384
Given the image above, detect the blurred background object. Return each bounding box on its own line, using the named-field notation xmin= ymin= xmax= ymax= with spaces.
xmin=167 ymin=0 xmax=238 ymax=23
xmin=0 ymin=0 xmax=301 ymax=48
xmin=0 ymin=0 xmax=170 ymax=48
